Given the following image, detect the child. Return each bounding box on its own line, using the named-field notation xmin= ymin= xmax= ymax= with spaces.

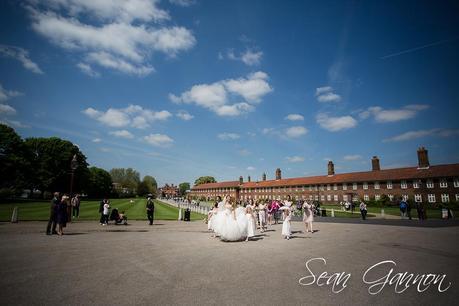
xmin=282 ymin=209 xmax=291 ymax=240
xmin=245 ymin=206 xmax=256 ymax=241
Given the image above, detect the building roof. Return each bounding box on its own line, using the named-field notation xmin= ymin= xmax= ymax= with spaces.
xmin=191 ymin=164 xmax=459 ymax=190
xmin=193 ymin=181 xmax=240 ymax=190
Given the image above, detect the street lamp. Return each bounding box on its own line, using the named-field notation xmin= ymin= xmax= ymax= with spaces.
xmin=69 ymin=154 xmax=78 ymax=222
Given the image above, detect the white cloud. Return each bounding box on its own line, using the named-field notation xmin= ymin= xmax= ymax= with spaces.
xmin=315 ymin=86 xmax=341 ymax=103
xmin=176 ymin=110 xmax=194 ymax=121
xmin=225 ymin=49 xmax=263 ymax=66
xmin=316 ymin=113 xmax=357 ymax=132
xmin=26 ymin=1 xmax=195 ymax=76
xmin=169 ymin=71 xmax=272 ymax=116
xmin=383 ymin=128 xmax=459 ymax=142
xmin=343 ymin=154 xmax=362 ymax=161
xmin=144 ymin=133 xmax=174 ymax=147
xmin=109 ymin=130 xmax=134 ymax=139
xmin=0 ymin=44 xmax=43 ymax=74
xmin=360 ymin=104 xmax=429 ymax=123
xmin=0 ymin=118 xmax=29 ymax=128
xmin=217 ymin=132 xmax=240 ymax=140
xmin=285 ymin=126 xmax=308 ymax=138
xmin=169 ymin=0 xmax=196 ymax=7
xmin=238 ymin=149 xmax=251 ymax=156
xmin=82 ymin=104 xmax=171 ymax=128
xmin=285 ymin=114 xmax=304 ymax=121
xmin=247 ymin=132 xmax=256 ymax=137
xmin=0 ymin=104 xmax=17 ymax=116
xmin=76 ymin=62 xmax=100 ymax=77
xmin=0 ymin=84 xmax=23 ymax=102
xmin=92 ymin=138 xmax=102 ymax=143
xmin=247 ymin=166 xmax=255 ymax=171
xmin=286 ymin=156 xmax=304 ymax=163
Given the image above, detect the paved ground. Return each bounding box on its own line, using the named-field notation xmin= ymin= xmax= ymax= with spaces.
xmin=0 ymin=219 xmax=458 ymax=306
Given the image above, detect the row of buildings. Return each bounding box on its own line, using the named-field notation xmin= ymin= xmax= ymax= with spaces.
xmin=189 ymin=147 xmax=459 ymax=205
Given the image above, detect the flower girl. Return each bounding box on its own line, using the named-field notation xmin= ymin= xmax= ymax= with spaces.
xmin=282 ymin=209 xmax=291 ymax=240
xmin=245 ymin=206 xmax=256 ymax=241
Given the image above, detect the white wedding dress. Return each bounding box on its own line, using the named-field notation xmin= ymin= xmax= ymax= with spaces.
xmin=212 ymin=203 xmax=248 ymax=241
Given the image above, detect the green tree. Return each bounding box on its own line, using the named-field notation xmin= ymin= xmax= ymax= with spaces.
xmin=86 ymin=167 xmax=112 ymax=198
xmin=109 ymin=168 xmax=140 ymax=194
xmin=142 ymin=175 xmax=157 ymax=196
xmin=194 ymin=176 xmax=216 ymax=186
xmin=137 ymin=181 xmax=150 ymax=196
xmin=179 ymin=182 xmax=190 ymax=196
xmin=24 ymin=137 xmax=89 ymax=196
xmin=0 ymin=124 xmax=31 ymax=194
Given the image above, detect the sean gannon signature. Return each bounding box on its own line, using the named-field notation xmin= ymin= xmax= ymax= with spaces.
xmin=298 ymin=258 xmax=451 ymax=294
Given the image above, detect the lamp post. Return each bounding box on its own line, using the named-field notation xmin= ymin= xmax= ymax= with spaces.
xmin=69 ymin=154 xmax=78 ymax=222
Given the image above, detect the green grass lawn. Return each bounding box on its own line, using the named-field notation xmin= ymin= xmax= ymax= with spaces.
xmin=0 ymin=198 xmax=205 ymax=222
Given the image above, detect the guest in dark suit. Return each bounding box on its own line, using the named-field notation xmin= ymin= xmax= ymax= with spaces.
xmin=46 ymin=192 xmax=59 ymax=235
xmin=146 ymin=196 xmax=155 ymax=225
xmin=57 ymin=195 xmax=69 ymax=235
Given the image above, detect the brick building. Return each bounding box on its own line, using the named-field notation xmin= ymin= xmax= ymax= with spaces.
xmin=159 ymin=184 xmax=179 ymax=198
xmin=190 ymin=147 xmax=459 ymax=205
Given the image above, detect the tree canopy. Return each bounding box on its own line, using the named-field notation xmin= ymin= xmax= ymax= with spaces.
xmin=179 ymin=182 xmax=190 ymax=195
xmin=86 ymin=167 xmax=113 ymax=198
xmin=110 ymin=168 xmax=140 ymax=194
xmin=194 ymin=176 xmax=216 ymax=186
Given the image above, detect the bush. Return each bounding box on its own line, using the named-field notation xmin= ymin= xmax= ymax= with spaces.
xmin=0 ymin=188 xmax=14 ymax=199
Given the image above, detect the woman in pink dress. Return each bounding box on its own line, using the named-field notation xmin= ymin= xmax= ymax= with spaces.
xmin=303 ymin=201 xmax=314 ymax=233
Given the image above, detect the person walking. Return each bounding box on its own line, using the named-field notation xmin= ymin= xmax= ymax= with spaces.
xmin=359 ymin=201 xmax=367 ymax=220
xmin=71 ymin=194 xmax=80 ymax=219
xmin=146 ymin=196 xmax=155 ymax=225
xmin=302 ymin=201 xmax=314 ymax=233
xmin=102 ymin=200 xmax=110 ymax=225
xmin=46 ymin=192 xmax=59 ymax=235
xmin=99 ymin=198 xmax=107 ymax=225
xmin=399 ymin=200 xmax=407 ymax=219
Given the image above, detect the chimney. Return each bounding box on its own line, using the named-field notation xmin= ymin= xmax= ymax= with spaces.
xmin=239 ymin=176 xmax=243 ymax=184
xmin=275 ymin=168 xmax=282 ymax=180
xmin=372 ymin=156 xmax=380 ymax=171
xmin=262 ymin=173 xmax=267 ymax=181
xmin=417 ymin=147 xmax=429 ymax=169
xmin=248 ymin=175 xmax=251 ymax=182
xmin=327 ymin=161 xmax=335 ymax=176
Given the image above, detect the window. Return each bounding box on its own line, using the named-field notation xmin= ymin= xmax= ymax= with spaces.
xmin=342 ymin=183 xmax=347 ymax=190
xmin=314 ymin=195 xmax=319 ymax=201
xmin=402 ymin=195 xmax=409 ymax=201
xmin=352 ymin=183 xmax=357 ymax=190
xmin=387 ymin=181 xmax=393 ymax=189
xmin=327 ymin=194 xmax=331 ymax=201
xmin=364 ymin=194 xmax=369 ymax=201
xmin=302 ymin=186 xmax=305 ymax=192
xmin=314 ymin=185 xmax=318 ymax=191
xmin=454 ymin=178 xmax=459 ymax=188
xmin=334 ymin=194 xmax=338 ymax=201
xmin=343 ymin=195 xmax=348 ymax=201
xmin=309 ymin=185 xmax=313 ymax=191
xmin=388 ymin=194 xmax=394 ymax=201
xmin=320 ymin=195 xmax=325 ymax=201
xmin=374 ymin=181 xmax=380 ymax=190
xmin=327 ymin=184 xmax=331 ymax=191
xmin=333 ymin=184 xmax=338 ymax=191
xmin=320 ymin=185 xmax=325 ymax=191
xmin=363 ymin=182 xmax=368 ymax=190
xmin=401 ymin=180 xmax=407 ymax=189
xmin=441 ymin=194 xmax=449 ymax=203
xmin=426 ymin=179 xmax=434 ymax=188
xmin=309 ymin=195 xmax=313 ymax=200
xmin=456 ymin=194 xmax=459 ymax=201
xmin=440 ymin=179 xmax=448 ymax=188
xmin=413 ymin=180 xmax=421 ymax=189
xmin=415 ymin=194 xmax=422 ymax=202
xmin=428 ymin=194 xmax=436 ymax=203
xmin=375 ymin=194 xmax=380 ymax=201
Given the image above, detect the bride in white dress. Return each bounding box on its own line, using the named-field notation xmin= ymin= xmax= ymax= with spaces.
xmin=212 ymin=195 xmax=248 ymax=241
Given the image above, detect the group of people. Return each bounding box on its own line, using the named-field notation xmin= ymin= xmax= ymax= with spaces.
xmin=98 ymin=198 xmax=128 ymax=225
xmin=206 ymin=195 xmax=315 ymax=242
xmin=46 ymin=192 xmax=80 ymax=235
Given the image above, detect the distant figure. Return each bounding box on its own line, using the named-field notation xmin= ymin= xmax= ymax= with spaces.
xmin=46 ymin=192 xmax=59 ymax=235
xmin=406 ymin=200 xmax=412 ymax=220
xmin=282 ymin=209 xmax=291 ymax=240
xmin=102 ymin=200 xmax=110 ymax=225
xmin=146 ymin=196 xmax=155 ymax=225
xmin=71 ymin=194 xmax=80 ymax=219
xmin=415 ymin=201 xmax=425 ymax=220
xmin=359 ymin=201 xmax=367 ymax=220
xmin=399 ymin=200 xmax=407 ymax=219
xmin=303 ymin=201 xmax=314 ymax=233
xmin=56 ymin=195 xmax=69 ymax=235
xmin=245 ymin=206 xmax=256 ymax=241
xmin=99 ymin=198 xmax=107 ymax=225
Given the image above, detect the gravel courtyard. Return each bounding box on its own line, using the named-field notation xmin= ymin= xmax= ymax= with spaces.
xmin=0 ymin=220 xmax=457 ymax=306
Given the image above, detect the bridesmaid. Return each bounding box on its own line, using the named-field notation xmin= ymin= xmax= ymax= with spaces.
xmin=303 ymin=201 xmax=314 ymax=233
xmin=282 ymin=209 xmax=291 ymax=240
xmin=257 ymin=201 xmax=267 ymax=232
xmin=267 ymin=201 xmax=274 ymax=225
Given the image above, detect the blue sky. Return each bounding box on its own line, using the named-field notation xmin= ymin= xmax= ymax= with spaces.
xmin=1 ymin=0 xmax=459 ymax=186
